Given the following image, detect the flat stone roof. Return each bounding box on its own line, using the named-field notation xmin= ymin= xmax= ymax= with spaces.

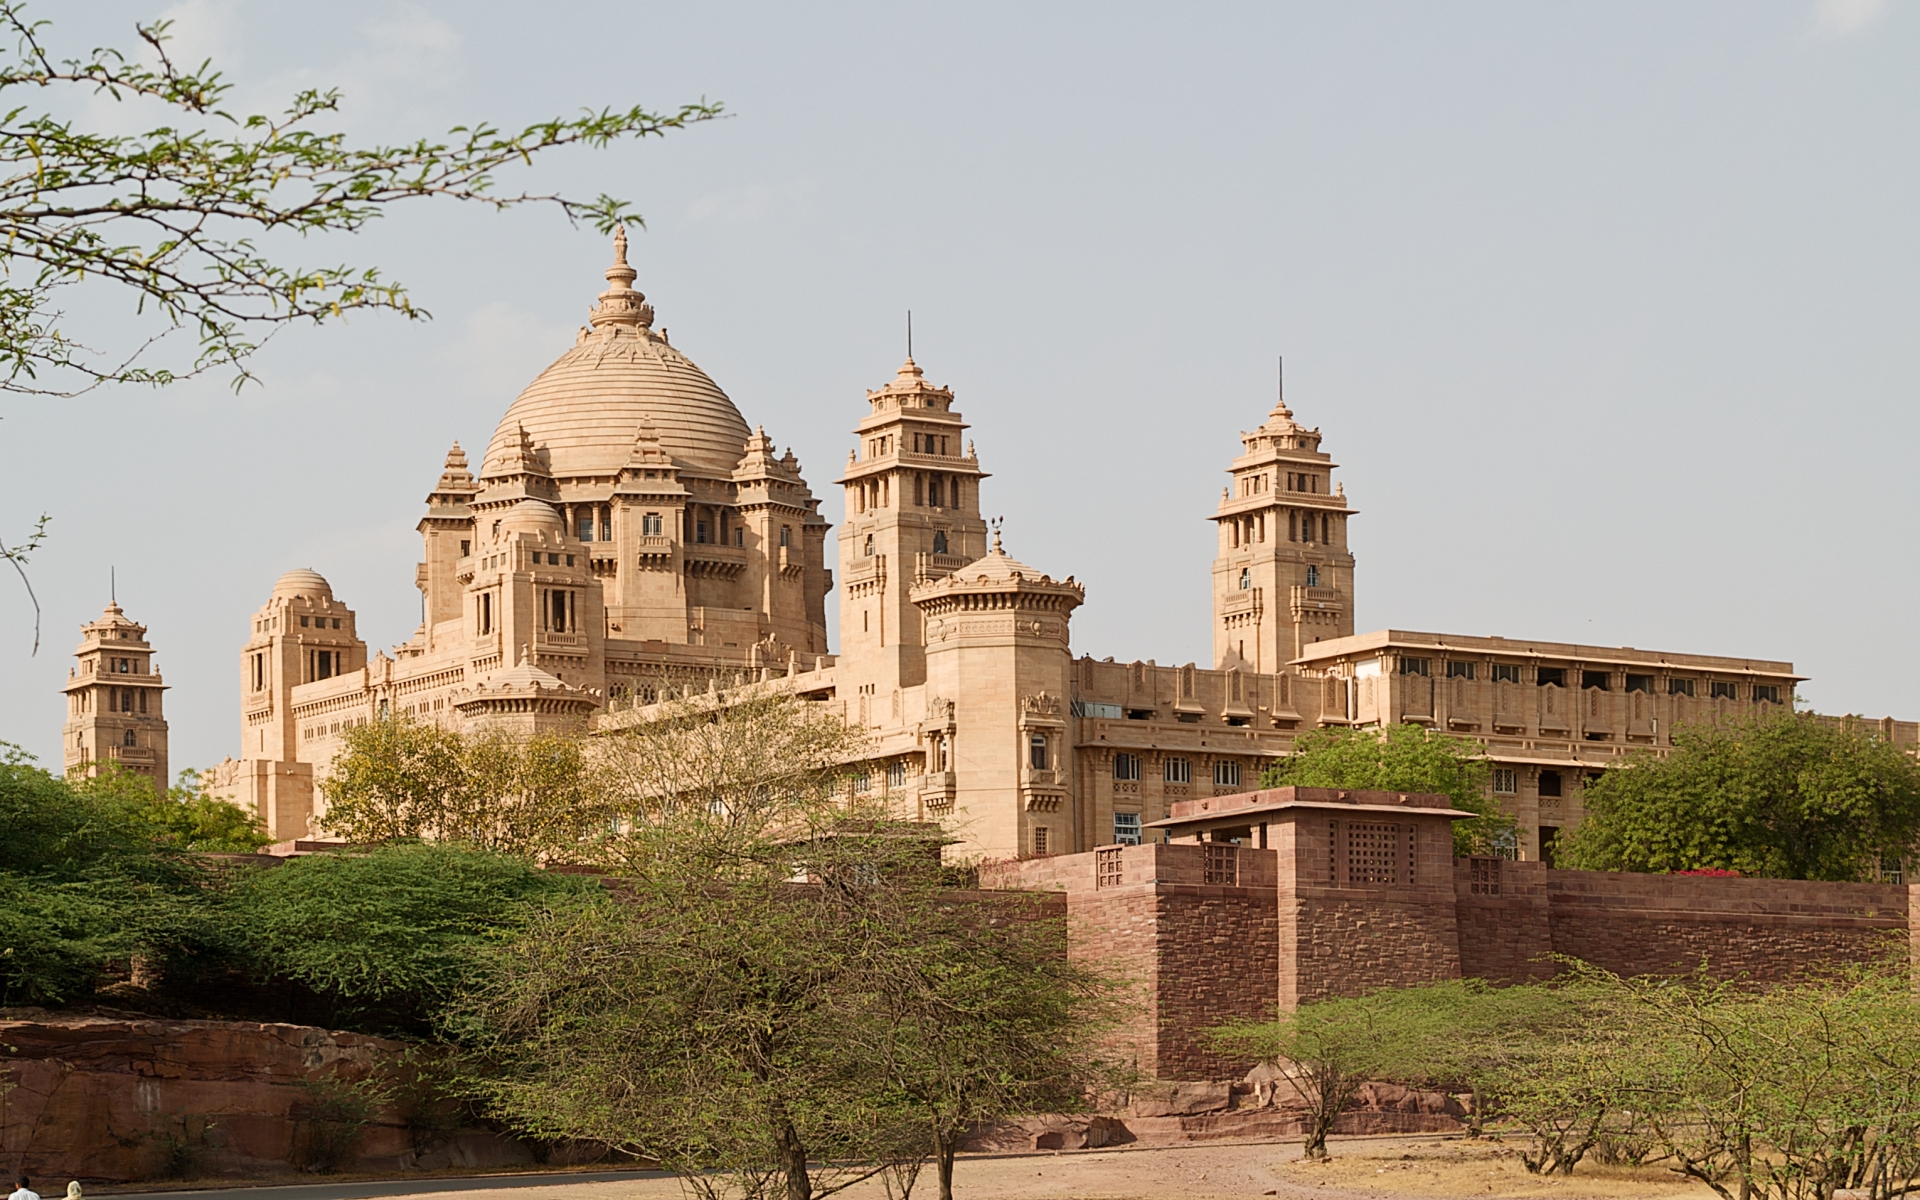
xmin=1290 ymin=629 xmax=1802 ymax=680
xmin=1144 ymin=785 xmax=1474 ymax=833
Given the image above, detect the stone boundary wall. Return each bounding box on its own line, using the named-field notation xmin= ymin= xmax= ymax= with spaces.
xmin=989 ymin=850 xmax=1920 ymax=1081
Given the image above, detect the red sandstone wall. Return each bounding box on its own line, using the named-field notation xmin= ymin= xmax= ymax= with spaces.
xmin=1454 ymin=859 xmax=1555 ymax=984
xmin=1150 ymin=884 xmax=1280 ymax=1080
xmin=1280 ymin=892 xmax=1462 ymax=1005
xmin=1546 ymin=871 xmax=1909 ymax=980
xmin=0 ymin=1013 xmax=560 ymax=1183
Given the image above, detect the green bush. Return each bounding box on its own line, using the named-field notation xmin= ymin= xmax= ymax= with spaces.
xmin=232 ymin=842 xmax=593 ymax=1032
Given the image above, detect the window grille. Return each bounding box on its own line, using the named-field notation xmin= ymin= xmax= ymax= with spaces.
xmin=1203 ymin=844 xmax=1237 ymax=885
xmin=1468 ymin=856 xmax=1503 ymax=896
xmin=1345 ymin=823 xmax=1401 ymax=885
xmin=1032 ymin=827 xmax=1050 ymax=856
xmin=1112 ymin=812 xmax=1142 ymax=846
xmin=1097 ymin=847 xmax=1125 ymax=888
xmin=1492 ymin=768 xmax=1518 ymax=794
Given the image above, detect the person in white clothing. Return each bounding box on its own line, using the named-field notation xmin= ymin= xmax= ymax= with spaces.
xmin=9 ymin=1176 xmax=40 ymax=1200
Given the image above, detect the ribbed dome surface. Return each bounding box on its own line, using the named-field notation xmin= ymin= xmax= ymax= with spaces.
xmin=272 ymin=568 xmax=332 ymax=598
xmin=485 ymin=326 xmax=750 ymax=478
xmin=497 ymin=498 xmax=565 ymax=536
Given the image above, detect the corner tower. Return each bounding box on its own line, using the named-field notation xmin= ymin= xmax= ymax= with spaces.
xmin=62 ymin=600 xmax=169 ymax=787
xmin=1210 ymin=374 xmax=1356 ymax=671
xmin=835 ymin=357 xmax=989 ymax=711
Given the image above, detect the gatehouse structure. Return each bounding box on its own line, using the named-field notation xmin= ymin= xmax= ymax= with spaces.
xmin=194 ymin=233 xmax=1888 ymax=860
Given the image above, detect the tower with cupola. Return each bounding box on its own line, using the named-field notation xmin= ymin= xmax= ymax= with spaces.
xmin=62 ymin=600 xmax=170 ymax=787
xmin=1210 ymin=373 xmax=1357 ymax=671
xmin=834 ymin=358 xmax=990 ymax=720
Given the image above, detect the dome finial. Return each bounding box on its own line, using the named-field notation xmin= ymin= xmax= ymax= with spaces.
xmin=589 ymin=227 xmax=654 ymax=330
xmin=990 ymin=516 xmax=1004 ymax=555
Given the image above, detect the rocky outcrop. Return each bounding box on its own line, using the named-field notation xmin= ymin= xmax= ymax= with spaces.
xmin=965 ymin=1077 xmax=1467 ymax=1151
xmin=0 ymin=1010 xmax=540 ymax=1182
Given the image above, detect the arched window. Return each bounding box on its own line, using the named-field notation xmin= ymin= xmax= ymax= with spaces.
xmin=1306 ymin=565 xmax=1320 ymax=587
xmin=932 ymin=530 xmax=948 ymax=554
xmin=122 ymin=730 xmax=137 ymax=748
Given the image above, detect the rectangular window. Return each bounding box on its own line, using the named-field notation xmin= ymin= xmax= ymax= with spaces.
xmin=1113 ymin=753 xmax=1141 ymax=781
xmin=1711 ymin=681 xmax=1738 ymax=700
xmin=1446 ymin=661 xmax=1476 ymax=680
xmin=1492 ymin=663 xmax=1521 ymax=683
xmin=1753 ymin=684 xmax=1781 ymax=704
xmin=1537 ymin=667 xmax=1567 ymax=688
xmin=578 ymin=516 xmax=594 ymax=541
xmin=1538 ymin=770 xmax=1563 ymax=798
xmin=1032 ymin=826 xmax=1049 ymax=856
xmin=1625 ymin=674 xmax=1654 ymax=693
xmin=314 ymin=650 xmax=333 ymax=681
xmin=138 ymin=689 xmax=147 ymax=714
xmin=1029 ymin=734 xmax=1049 ymax=770
xmin=1398 ymin=656 xmax=1431 ymax=677
xmin=1113 ymin=812 xmax=1142 ymax=846
xmin=1492 ymin=767 xmax=1517 ymax=794
xmin=929 ymin=477 xmax=944 ymax=507
xmin=300 ymin=615 xmax=310 ymax=627
xmin=1164 ymin=757 xmax=1191 ymax=784
xmin=1213 ymin=760 xmax=1241 ymax=788
xmin=1669 ymin=678 xmax=1696 ymax=697
xmin=780 ymin=525 xmax=792 ymax=548
xmin=1582 ymin=671 xmax=1610 ymax=690
xmin=642 ymin=513 xmax=663 ymax=536
xmin=461 ymin=540 xmax=471 ymax=556
xmin=696 ymin=521 xmax=709 ymax=544
xmin=887 ymin=761 xmax=906 ymax=787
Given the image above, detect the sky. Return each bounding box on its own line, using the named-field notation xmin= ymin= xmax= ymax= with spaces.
xmin=3 ymin=0 xmax=1917 ymax=777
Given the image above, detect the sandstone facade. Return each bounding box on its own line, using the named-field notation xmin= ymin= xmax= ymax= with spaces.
xmin=178 ymin=232 xmax=1886 ymax=864
xmin=60 ymin=602 xmax=169 ymax=788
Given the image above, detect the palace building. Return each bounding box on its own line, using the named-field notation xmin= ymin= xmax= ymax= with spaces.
xmin=196 ymin=233 xmax=1836 ymax=860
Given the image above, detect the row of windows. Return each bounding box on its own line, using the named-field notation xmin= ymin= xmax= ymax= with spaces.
xmin=1396 ymin=656 xmax=1781 ymax=701
xmin=1112 ymin=753 xmax=1243 ymax=787
xmin=296 ymin=615 xmax=342 ymax=629
xmin=1238 ymin=565 xmax=1320 ymax=590
xmin=1235 ymin=471 xmax=1325 ymax=498
xmin=1225 ymin=509 xmax=1336 ymax=549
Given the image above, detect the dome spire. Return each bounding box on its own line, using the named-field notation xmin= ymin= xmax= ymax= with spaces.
xmin=589 ymin=226 xmax=655 ymax=330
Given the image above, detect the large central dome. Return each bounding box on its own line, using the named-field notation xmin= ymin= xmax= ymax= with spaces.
xmin=484 ymin=232 xmax=750 ymax=479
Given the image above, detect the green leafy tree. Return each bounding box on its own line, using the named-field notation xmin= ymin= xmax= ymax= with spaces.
xmin=455 ymin=693 xmax=1112 ymax=1200
xmin=319 ymin=717 xmax=598 ymax=858
xmin=1559 ymin=711 xmax=1920 ymax=880
xmin=1213 ymin=985 xmax=1457 ymax=1160
xmin=232 ymin=841 xmax=586 ymax=1033
xmin=1262 ymin=723 xmax=1516 ymax=855
xmin=0 ymin=744 xmax=217 ymax=1002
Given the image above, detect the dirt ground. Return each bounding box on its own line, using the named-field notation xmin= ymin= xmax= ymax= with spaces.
xmin=297 ymin=1135 xmax=1721 ymax=1200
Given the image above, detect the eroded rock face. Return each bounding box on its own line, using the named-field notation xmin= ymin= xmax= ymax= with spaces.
xmin=0 ymin=1010 xmax=418 ymax=1182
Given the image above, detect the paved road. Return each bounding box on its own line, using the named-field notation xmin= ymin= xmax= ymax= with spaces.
xmin=107 ymin=1169 xmax=672 ymax=1200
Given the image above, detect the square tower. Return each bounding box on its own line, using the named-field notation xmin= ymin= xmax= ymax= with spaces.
xmin=1211 ymin=384 xmax=1356 ymax=671
xmin=835 ymin=357 xmax=990 ymax=708
xmin=62 ymin=600 xmax=169 ymax=789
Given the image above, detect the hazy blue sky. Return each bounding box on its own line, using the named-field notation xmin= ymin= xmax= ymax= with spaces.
xmin=4 ymin=0 xmax=1916 ymax=776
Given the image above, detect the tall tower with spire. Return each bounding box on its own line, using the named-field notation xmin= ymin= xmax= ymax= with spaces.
xmin=835 ymin=357 xmax=990 ymax=716
xmin=62 ymin=599 xmax=170 ymax=788
xmin=1210 ymin=369 xmax=1357 ymax=671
